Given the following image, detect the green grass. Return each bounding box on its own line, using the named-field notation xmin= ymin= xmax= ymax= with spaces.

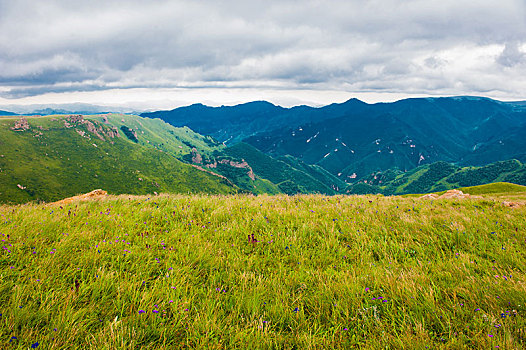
xmin=458 ymin=182 xmax=526 ymax=195
xmin=1 ymin=193 xmax=525 ymax=349
xmin=0 ymin=115 xmax=236 ymax=203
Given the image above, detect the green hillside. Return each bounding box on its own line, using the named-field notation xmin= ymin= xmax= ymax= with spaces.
xmin=1 ymin=114 xmax=353 ymax=203
xmin=457 ymin=182 xmax=526 ymax=195
xmin=0 ymin=115 xmax=236 ymax=204
xmin=353 ymin=159 xmax=526 ymax=195
xmin=92 ymin=116 xmax=341 ymax=195
xmin=221 ymin=143 xmax=344 ymax=195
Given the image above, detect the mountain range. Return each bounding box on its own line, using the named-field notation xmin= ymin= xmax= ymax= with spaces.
xmin=142 ymin=96 xmax=526 ymax=182
xmin=1 ymin=96 xmax=525 ymax=203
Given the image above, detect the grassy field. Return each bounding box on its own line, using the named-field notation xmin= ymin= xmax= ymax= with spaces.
xmin=1 ymin=192 xmax=525 ymax=349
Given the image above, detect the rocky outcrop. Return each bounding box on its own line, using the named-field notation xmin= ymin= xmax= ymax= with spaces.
xmin=85 ymin=121 xmax=105 ymax=140
xmin=191 ymin=148 xmax=203 ymax=164
xmin=502 ymin=201 xmax=523 ymax=208
xmin=51 ymin=189 xmax=108 ymax=205
xmin=65 ymin=115 xmax=119 ymax=141
xmin=420 ymin=189 xmax=482 ymax=200
xmin=203 ymin=158 xmax=256 ymax=181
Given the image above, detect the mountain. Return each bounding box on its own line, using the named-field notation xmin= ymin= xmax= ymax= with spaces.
xmin=142 ymin=97 xmax=526 ymax=182
xmin=347 ymin=159 xmax=526 ymax=195
xmin=216 ymin=143 xmax=345 ymax=194
xmin=0 ymin=103 xmax=140 ymax=116
xmin=140 ymin=99 xmax=370 ymax=144
xmin=245 ymin=97 xmax=526 ymax=181
xmin=1 ymin=113 xmax=349 ymax=204
xmin=0 ymin=110 xmax=17 ymax=116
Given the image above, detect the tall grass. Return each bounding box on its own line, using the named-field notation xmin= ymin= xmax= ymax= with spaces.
xmin=1 ymin=194 xmax=525 ymax=349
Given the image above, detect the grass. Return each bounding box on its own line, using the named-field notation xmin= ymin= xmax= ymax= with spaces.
xmin=0 ymin=115 xmax=236 ymax=204
xmin=1 ymin=193 xmax=525 ymax=349
xmin=458 ymin=182 xmax=526 ymax=195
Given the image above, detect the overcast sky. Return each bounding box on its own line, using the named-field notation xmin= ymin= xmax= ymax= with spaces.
xmin=0 ymin=0 xmax=525 ymax=109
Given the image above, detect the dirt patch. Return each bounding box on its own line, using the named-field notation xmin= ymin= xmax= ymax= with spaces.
xmin=420 ymin=190 xmax=482 ymax=200
xmin=51 ymin=189 xmax=108 ymax=205
xmin=502 ymin=201 xmax=523 ymax=208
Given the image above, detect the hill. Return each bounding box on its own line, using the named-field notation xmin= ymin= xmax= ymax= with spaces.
xmin=0 ymin=114 xmax=350 ymax=203
xmin=0 ymin=115 xmax=236 ymax=203
xmin=1 ymin=193 xmax=524 ymax=348
xmin=457 ymin=182 xmax=526 ymax=195
xmin=349 ymin=159 xmax=526 ymax=195
xmin=0 ymin=110 xmax=17 ymax=116
xmin=245 ymin=97 xmax=526 ymax=180
xmin=141 ymin=97 xmax=526 ymax=180
xmin=90 ymin=115 xmax=345 ymax=195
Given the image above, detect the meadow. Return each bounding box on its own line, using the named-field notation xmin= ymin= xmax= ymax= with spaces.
xmin=0 ymin=192 xmax=525 ymax=349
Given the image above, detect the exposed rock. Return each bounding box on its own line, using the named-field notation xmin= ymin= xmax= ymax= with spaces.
xmin=439 ymin=190 xmax=470 ymax=199
xmin=51 ymin=189 xmax=108 ymax=205
xmin=502 ymin=201 xmax=523 ymax=208
xmin=191 ymin=164 xmax=230 ymax=181
xmin=66 ymin=115 xmax=85 ymax=124
xmin=85 ymin=121 xmax=105 ymax=140
xmin=420 ymin=193 xmax=438 ymax=199
xmin=420 ymin=190 xmax=481 ymax=200
xmin=106 ymin=127 xmax=119 ymax=138
xmin=191 ymin=148 xmax=203 ymax=164
xmin=11 ymin=118 xmax=30 ymax=131
xmin=76 ymin=129 xmax=86 ymax=137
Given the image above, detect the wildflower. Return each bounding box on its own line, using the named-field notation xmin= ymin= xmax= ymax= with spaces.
xmin=31 ymin=342 xmax=39 ymax=348
xmin=152 ymin=310 xmax=159 ymax=313
xmin=138 ymin=310 xmax=146 ymax=314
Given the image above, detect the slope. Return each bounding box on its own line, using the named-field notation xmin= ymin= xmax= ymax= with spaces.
xmin=350 ymin=159 xmax=526 ymax=195
xmin=0 ymin=115 xmax=236 ymax=204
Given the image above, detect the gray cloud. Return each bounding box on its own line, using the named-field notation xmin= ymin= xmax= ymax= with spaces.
xmin=497 ymin=42 xmax=525 ymax=67
xmin=0 ymin=0 xmax=525 ymax=102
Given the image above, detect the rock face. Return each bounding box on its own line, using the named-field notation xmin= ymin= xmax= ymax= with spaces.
xmin=191 ymin=148 xmax=203 ymax=164
xmin=439 ymin=189 xmax=471 ymax=199
xmin=205 ymin=159 xmax=256 ymax=180
xmin=64 ymin=115 xmax=119 ymax=141
xmin=51 ymin=189 xmax=108 ymax=205
xmin=11 ymin=118 xmax=30 ymax=131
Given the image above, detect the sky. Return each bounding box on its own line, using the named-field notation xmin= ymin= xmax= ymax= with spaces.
xmin=0 ymin=0 xmax=525 ymax=110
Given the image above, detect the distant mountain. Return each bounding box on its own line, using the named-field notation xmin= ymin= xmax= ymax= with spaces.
xmin=245 ymin=97 xmax=526 ymax=181
xmin=0 ymin=110 xmax=17 ymax=116
xmin=142 ymin=97 xmax=526 ymax=182
xmin=0 ymin=103 xmax=140 ymax=116
xmin=140 ymin=99 xmax=370 ymax=144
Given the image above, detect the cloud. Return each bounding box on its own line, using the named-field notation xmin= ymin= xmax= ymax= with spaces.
xmin=0 ymin=0 xmax=525 ymax=103
xmin=497 ymin=42 xmax=525 ymax=67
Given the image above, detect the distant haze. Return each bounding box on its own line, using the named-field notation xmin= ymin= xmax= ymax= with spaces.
xmin=1 ymin=0 xmax=525 ymax=109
